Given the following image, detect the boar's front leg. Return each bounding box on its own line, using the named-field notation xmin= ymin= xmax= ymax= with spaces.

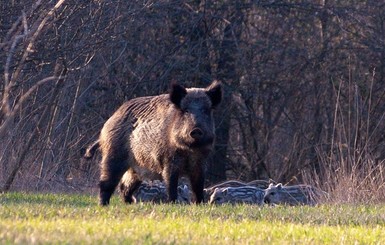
xmin=188 ymin=164 xmax=205 ymax=204
xmin=162 ymin=164 xmax=180 ymax=203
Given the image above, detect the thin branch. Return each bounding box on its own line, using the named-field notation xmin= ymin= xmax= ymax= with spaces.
xmin=0 ymin=76 xmax=58 ymax=139
xmin=8 ymin=0 xmax=66 ymax=91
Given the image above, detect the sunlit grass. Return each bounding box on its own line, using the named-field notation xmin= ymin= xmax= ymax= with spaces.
xmin=1 ymin=192 xmax=385 ymax=244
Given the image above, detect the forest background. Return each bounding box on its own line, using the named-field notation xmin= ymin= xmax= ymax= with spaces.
xmin=1 ymin=0 xmax=384 ymax=203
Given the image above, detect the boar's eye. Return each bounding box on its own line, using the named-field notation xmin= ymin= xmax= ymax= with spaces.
xmin=183 ymin=108 xmax=190 ymax=114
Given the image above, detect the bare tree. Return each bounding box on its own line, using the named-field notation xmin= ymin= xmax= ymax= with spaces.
xmin=0 ymin=0 xmax=384 ymax=202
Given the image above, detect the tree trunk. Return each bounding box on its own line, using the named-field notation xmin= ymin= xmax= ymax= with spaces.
xmin=208 ymin=10 xmax=243 ymax=184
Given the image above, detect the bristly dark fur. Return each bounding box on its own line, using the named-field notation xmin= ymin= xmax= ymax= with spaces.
xmin=90 ymin=81 xmax=222 ymax=206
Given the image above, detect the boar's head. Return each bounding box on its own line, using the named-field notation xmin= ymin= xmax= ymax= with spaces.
xmin=169 ymin=81 xmax=222 ymax=153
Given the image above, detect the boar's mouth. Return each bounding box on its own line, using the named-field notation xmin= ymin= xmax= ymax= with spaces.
xmin=188 ymin=137 xmax=214 ymax=152
xmin=190 ymin=137 xmax=213 ymax=147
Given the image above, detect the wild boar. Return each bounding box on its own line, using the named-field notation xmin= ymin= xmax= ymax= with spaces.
xmin=264 ymin=183 xmax=328 ymax=206
xmin=131 ymin=180 xmax=190 ymax=204
xmin=85 ymin=81 xmax=222 ymax=205
xmin=203 ymin=180 xmax=249 ymax=202
xmin=209 ymin=186 xmax=265 ymax=205
xmin=203 ymin=179 xmax=273 ymax=202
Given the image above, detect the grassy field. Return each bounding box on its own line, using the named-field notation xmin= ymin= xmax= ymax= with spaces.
xmin=1 ymin=192 xmax=385 ymax=244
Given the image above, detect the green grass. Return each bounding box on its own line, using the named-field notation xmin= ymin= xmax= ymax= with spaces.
xmin=1 ymin=192 xmax=385 ymax=244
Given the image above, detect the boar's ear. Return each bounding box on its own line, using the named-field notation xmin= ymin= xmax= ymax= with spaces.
xmin=206 ymin=80 xmax=222 ymax=108
xmin=169 ymin=82 xmax=187 ymax=107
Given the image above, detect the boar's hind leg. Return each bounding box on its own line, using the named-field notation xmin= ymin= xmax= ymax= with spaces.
xmin=99 ymin=155 xmax=128 ymax=206
xmin=119 ymin=169 xmax=142 ymax=203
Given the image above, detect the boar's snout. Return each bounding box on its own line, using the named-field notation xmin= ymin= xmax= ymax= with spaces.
xmin=190 ymin=128 xmax=204 ymax=140
xmin=189 ymin=127 xmax=214 ymax=148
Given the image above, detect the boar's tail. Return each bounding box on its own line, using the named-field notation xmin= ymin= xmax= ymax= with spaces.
xmin=83 ymin=140 xmax=100 ymax=159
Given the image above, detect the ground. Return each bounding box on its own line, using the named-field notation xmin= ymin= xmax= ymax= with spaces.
xmin=1 ymin=192 xmax=385 ymax=244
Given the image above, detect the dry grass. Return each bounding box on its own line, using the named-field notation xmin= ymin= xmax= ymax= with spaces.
xmin=303 ymin=75 xmax=385 ymax=205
